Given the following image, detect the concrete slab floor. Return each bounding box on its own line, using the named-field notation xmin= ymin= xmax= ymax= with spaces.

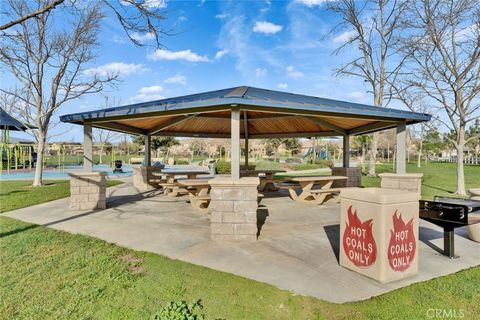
xmin=3 ymin=179 xmax=480 ymax=303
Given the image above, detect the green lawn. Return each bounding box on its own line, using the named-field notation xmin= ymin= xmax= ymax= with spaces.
xmin=361 ymin=162 xmax=480 ymax=200
xmin=1 ymin=217 xmax=479 ymax=319
xmin=0 ymin=180 xmax=123 ymax=213
xmin=1 ymin=164 xmax=479 ymax=319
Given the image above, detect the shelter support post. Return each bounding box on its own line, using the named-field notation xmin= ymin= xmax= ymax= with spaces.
xmin=83 ymin=124 xmax=93 ymax=172
xmin=231 ymin=108 xmax=240 ymax=180
xmin=244 ymin=112 xmax=249 ymax=166
xmin=343 ymin=134 xmax=350 ymax=168
xmin=145 ymin=134 xmax=151 ymax=166
xmin=396 ymin=123 xmax=406 ymax=174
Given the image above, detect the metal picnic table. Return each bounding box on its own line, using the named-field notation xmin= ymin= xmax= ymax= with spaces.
xmin=178 ymin=179 xmax=211 ymax=212
xmin=281 ymin=175 xmax=348 ymax=205
xmin=160 ymin=170 xmax=210 ymax=197
xmin=240 ymin=169 xmax=286 ymax=191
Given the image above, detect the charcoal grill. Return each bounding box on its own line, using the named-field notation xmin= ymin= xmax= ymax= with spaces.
xmin=419 ymin=197 xmax=480 ymax=258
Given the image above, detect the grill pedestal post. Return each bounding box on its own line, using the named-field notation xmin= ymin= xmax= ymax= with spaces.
xmin=443 ymin=227 xmax=458 ymax=259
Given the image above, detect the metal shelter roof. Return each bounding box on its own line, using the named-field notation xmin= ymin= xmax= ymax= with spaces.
xmin=0 ymin=107 xmax=36 ymax=131
xmin=59 ymin=86 xmax=431 ymax=138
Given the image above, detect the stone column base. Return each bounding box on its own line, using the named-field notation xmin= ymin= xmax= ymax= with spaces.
xmin=331 ymin=167 xmax=361 ymax=187
xmin=133 ymin=166 xmax=164 ymax=191
xmin=379 ymin=173 xmax=423 ymax=194
xmin=69 ymin=172 xmax=107 ymax=210
xmin=209 ymin=177 xmax=260 ymax=241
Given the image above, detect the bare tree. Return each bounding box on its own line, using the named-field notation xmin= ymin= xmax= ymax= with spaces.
xmin=393 ymin=0 xmax=480 ymax=195
xmin=327 ymin=0 xmax=409 ymax=176
xmin=0 ymin=0 xmax=118 ymax=186
xmin=1 ymin=0 xmax=169 ymax=48
xmin=94 ymin=129 xmax=120 ymax=164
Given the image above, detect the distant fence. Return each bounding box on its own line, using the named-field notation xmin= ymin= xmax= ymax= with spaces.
xmin=435 ymin=156 xmax=480 ymax=165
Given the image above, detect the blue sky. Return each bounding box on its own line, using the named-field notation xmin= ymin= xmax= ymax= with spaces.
xmin=11 ymin=0 xmax=382 ymax=142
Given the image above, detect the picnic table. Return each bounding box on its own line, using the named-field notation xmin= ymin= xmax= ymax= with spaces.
xmin=160 ymin=170 xmax=210 ymax=197
xmin=279 ymin=175 xmax=348 ymax=205
xmin=178 ymin=179 xmax=211 ymax=212
xmin=240 ymin=169 xmax=286 ymax=191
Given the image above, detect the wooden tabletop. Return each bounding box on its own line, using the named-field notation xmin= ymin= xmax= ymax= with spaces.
xmin=162 ymin=170 xmax=210 ymax=175
xmin=288 ymin=175 xmax=347 ymax=182
xmin=177 ymin=179 xmax=210 ymax=187
xmin=240 ymin=169 xmax=286 ymax=174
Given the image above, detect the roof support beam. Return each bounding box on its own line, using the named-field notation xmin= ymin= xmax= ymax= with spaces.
xmin=90 ymin=121 xmax=147 ymax=135
xmin=249 ymin=131 xmax=340 ymax=139
xmin=304 ymin=116 xmax=347 ymax=135
xmin=348 ymin=121 xmax=399 ymax=135
xmin=148 ymin=114 xmax=197 ymax=135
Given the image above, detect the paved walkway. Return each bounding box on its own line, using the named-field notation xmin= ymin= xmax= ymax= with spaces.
xmin=4 ymin=179 xmax=480 ymax=303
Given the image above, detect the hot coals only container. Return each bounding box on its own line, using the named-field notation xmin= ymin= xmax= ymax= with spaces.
xmin=339 ymin=188 xmax=420 ymax=283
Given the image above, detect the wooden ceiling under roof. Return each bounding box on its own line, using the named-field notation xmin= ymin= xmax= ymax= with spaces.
xmin=94 ymin=110 xmax=391 ymax=139
xmin=60 ymin=86 xmax=431 ymax=138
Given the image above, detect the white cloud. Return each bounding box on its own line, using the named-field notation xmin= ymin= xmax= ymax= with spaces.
xmin=253 ymin=21 xmax=283 ymax=34
xmin=215 ymin=13 xmax=229 ymax=19
xmin=83 ymin=62 xmax=147 ymax=77
xmin=139 ymin=85 xmax=163 ymax=95
xmin=277 ymin=83 xmax=288 ymax=89
xmin=333 ymin=30 xmax=356 ymax=43
xmin=294 ymin=0 xmax=329 ymax=7
xmin=131 ymin=32 xmax=155 ymax=44
xmin=255 ymin=68 xmax=267 ymax=78
xmin=144 ymin=0 xmax=167 ymax=8
xmin=148 ymin=49 xmax=210 ymax=62
xmin=121 ymin=0 xmax=166 ymax=8
xmin=286 ymin=65 xmax=304 ymax=78
xmin=129 ymin=85 xmax=164 ymax=103
xmin=164 ymin=74 xmax=187 ymax=85
xmin=215 ymin=49 xmax=228 ymax=60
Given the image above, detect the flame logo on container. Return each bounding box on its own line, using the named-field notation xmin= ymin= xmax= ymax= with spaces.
xmin=388 ymin=211 xmax=416 ymax=272
xmin=342 ymin=206 xmax=377 ymax=268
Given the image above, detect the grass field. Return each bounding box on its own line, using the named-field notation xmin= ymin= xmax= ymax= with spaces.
xmin=1 ymin=216 xmax=479 ymax=319
xmin=0 ymin=180 xmax=123 ymax=213
xmin=1 ymin=163 xmax=479 ymax=319
xmin=361 ymin=162 xmax=480 ymax=200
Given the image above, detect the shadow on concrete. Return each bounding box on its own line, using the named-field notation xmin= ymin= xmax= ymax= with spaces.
xmin=257 ymin=205 xmax=269 ymax=238
xmin=419 ymin=226 xmax=444 ymax=255
xmin=324 ymin=224 xmax=340 ymax=263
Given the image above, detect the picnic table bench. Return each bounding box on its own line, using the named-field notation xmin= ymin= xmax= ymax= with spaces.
xmin=240 ymin=169 xmax=286 ymax=191
xmin=178 ymin=179 xmax=211 ymax=212
xmin=279 ymin=175 xmax=348 ymax=205
xmin=159 ymin=170 xmax=210 ymax=197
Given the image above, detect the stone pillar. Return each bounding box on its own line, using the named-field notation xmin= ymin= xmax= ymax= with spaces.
xmin=132 ymin=166 xmax=163 ymax=191
xmin=379 ymin=173 xmax=423 ymax=194
xmin=69 ymin=172 xmax=107 ymax=210
xmin=209 ymin=177 xmax=259 ymax=241
xmin=83 ymin=124 xmax=93 ymax=172
xmin=332 ymin=167 xmax=361 ymax=187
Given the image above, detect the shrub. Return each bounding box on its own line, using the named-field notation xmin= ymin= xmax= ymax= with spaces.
xmin=152 ymin=300 xmax=205 ymax=320
xmin=216 ymin=160 xmax=231 ymax=174
xmin=175 ymin=159 xmax=189 ymax=165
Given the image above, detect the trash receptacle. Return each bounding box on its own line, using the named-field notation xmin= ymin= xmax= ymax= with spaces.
xmin=340 ymin=187 xmax=420 ymax=283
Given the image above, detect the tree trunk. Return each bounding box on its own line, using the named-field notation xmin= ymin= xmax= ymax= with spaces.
xmin=368 ymin=132 xmax=378 ymax=176
xmin=417 ymin=140 xmax=423 ymax=168
xmin=455 ymin=127 xmax=466 ymax=196
xmin=99 ymin=144 xmax=104 ymax=163
xmin=33 ymin=130 xmax=46 ymax=186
